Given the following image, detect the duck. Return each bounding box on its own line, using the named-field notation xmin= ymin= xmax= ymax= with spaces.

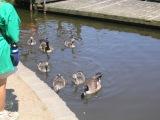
xmin=64 ymin=38 xmax=76 ymax=48
xmin=27 ymin=36 xmax=36 ymax=45
xmin=39 ymin=39 xmax=54 ymax=53
xmin=53 ymin=74 xmax=66 ymax=93
xmin=81 ymin=72 xmax=103 ymax=99
xmin=37 ymin=61 xmax=50 ymax=73
xmin=72 ymin=71 xmax=85 ymax=86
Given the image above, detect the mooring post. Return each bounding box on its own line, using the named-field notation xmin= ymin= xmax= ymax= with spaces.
xmin=43 ymin=0 xmax=46 ymax=14
xmin=30 ymin=0 xmax=33 ymax=11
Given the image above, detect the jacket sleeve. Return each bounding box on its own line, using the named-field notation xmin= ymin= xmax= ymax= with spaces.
xmin=5 ymin=3 xmax=21 ymax=43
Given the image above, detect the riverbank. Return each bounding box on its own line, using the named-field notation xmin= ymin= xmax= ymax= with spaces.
xmin=44 ymin=0 xmax=160 ymax=28
xmin=7 ymin=62 xmax=78 ymax=120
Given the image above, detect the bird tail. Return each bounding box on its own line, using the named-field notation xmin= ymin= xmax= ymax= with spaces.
xmin=95 ymin=72 xmax=103 ymax=80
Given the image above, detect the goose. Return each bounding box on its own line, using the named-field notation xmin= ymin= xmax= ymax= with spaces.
xmin=37 ymin=61 xmax=50 ymax=73
xmin=64 ymin=38 xmax=76 ymax=48
xmin=27 ymin=36 xmax=36 ymax=45
xmin=39 ymin=39 xmax=54 ymax=53
xmin=53 ymin=74 xmax=66 ymax=93
xmin=72 ymin=71 xmax=85 ymax=86
xmin=81 ymin=72 xmax=103 ymax=98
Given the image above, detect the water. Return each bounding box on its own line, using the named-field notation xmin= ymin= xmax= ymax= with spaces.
xmin=18 ymin=9 xmax=160 ymax=120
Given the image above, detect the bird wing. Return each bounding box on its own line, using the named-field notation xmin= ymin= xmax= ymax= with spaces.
xmin=85 ymin=79 xmax=97 ymax=91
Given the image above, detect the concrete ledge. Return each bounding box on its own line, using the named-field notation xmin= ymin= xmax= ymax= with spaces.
xmin=7 ymin=73 xmax=54 ymax=120
xmin=16 ymin=62 xmax=79 ymax=120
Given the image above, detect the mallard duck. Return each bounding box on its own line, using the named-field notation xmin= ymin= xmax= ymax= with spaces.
xmin=39 ymin=39 xmax=54 ymax=53
xmin=72 ymin=71 xmax=85 ymax=85
xmin=37 ymin=61 xmax=50 ymax=73
xmin=27 ymin=36 xmax=36 ymax=45
xmin=53 ymin=74 xmax=66 ymax=93
xmin=81 ymin=72 xmax=103 ymax=98
xmin=64 ymin=38 xmax=76 ymax=48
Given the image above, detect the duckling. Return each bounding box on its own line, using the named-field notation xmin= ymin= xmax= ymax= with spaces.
xmin=39 ymin=39 xmax=54 ymax=53
xmin=53 ymin=74 xmax=66 ymax=93
xmin=81 ymin=72 xmax=103 ymax=99
xmin=37 ymin=61 xmax=50 ymax=73
xmin=64 ymin=38 xmax=76 ymax=48
xmin=27 ymin=36 xmax=36 ymax=45
xmin=72 ymin=71 xmax=85 ymax=85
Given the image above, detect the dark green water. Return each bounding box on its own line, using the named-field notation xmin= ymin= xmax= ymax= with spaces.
xmin=18 ymin=9 xmax=160 ymax=120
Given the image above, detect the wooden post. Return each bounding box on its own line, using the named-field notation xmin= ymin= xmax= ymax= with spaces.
xmin=30 ymin=0 xmax=33 ymax=11
xmin=43 ymin=0 xmax=46 ymax=14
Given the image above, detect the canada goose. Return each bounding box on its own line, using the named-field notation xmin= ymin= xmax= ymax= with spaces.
xmin=53 ymin=74 xmax=66 ymax=93
xmin=39 ymin=39 xmax=53 ymax=53
xmin=81 ymin=72 xmax=103 ymax=98
xmin=37 ymin=61 xmax=50 ymax=73
xmin=64 ymin=38 xmax=76 ymax=48
xmin=27 ymin=36 xmax=36 ymax=45
xmin=72 ymin=71 xmax=85 ymax=85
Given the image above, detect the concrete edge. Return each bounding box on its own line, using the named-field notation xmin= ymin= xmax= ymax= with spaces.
xmin=45 ymin=6 xmax=160 ymax=28
xmin=16 ymin=62 xmax=79 ymax=120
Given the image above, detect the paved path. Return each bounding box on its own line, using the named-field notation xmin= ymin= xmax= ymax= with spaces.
xmin=45 ymin=0 xmax=160 ymax=27
xmin=7 ymin=73 xmax=53 ymax=120
xmin=7 ymin=62 xmax=78 ymax=120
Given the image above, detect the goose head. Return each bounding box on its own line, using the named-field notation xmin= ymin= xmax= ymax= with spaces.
xmin=81 ymin=85 xmax=89 ymax=99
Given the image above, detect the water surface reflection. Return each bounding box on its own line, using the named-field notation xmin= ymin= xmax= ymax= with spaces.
xmin=18 ymin=9 xmax=160 ymax=120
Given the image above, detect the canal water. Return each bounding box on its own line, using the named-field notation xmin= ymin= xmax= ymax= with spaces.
xmin=18 ymin=9 xmax=160 ymax=120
